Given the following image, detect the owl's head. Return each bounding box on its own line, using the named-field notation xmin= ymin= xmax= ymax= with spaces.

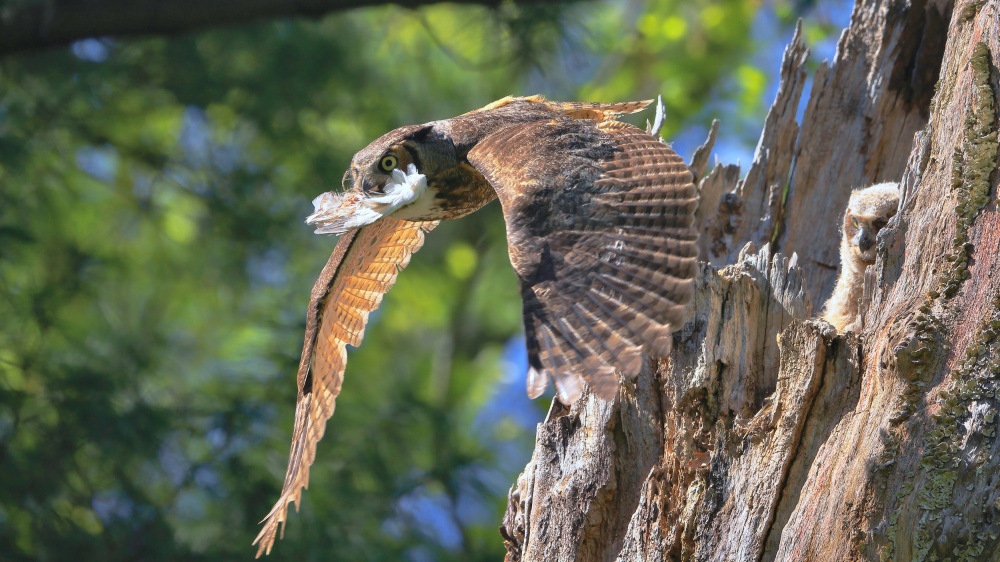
xmin=346 ymin=124 xmax=456 ymax=195
xmin=843 ymin=182 xmax=900 ymax=264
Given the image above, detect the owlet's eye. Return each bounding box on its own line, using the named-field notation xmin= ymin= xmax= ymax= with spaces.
xmin=379 ymin=155 xmax=398 ymax=172
xmin=851 ymin=218 xmax=860 ymax=229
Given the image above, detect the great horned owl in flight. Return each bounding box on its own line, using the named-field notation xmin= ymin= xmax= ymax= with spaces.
xmin=253 ymin=95 xmax=700 ymax=556
xmin=821 ymin=182 xmax=899 ymax=332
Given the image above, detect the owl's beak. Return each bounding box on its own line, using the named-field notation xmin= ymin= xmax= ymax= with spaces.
xmin=359 ymin=174 xmax=387 ymax=195
xmin=858 ymin=232 xmax=874 ymax=252
xmin=855 ymin=227 xmax=877 ymax=262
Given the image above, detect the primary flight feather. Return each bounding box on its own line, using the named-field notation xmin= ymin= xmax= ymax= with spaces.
xmin=254 ymin=96 xmax=700 ymax=556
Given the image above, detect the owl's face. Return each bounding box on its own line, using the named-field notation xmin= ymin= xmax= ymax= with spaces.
xmin=842 ymin=182 xmax=900 ymax=264
xmin=339 ymin=119 xmax=497 ymax=222
xmin=844 ymin=204 xmax=896 ymax=263
xmin=346 ymin=124 xmax=455 ymax=195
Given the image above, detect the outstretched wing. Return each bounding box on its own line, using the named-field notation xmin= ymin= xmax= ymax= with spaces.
xmin=471 ymin=95 xmax=652 ymax=122
xmin=468 ymin=117 xmax=697 ymax=403
xmin=254 ymin=217 xmax=437 ymax=557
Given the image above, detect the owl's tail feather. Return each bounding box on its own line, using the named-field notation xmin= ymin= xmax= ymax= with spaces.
xmin=570 ymin=303 xmax=643 ymax=376
xmin=594 ymin=275 xmax=685 ymax=350
xmin=525 ymin=366 xmax=549 ymax=399
xmin=536 ymin=323 xmax=586 ymax=402
xmin=528 ymin=274 xmax=676 ymax=403
xmin=535 ymin=317 xmax=617 ymax=402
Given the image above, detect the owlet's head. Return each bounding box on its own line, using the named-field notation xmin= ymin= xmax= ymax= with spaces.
xmin=843 ymin=182 xmax=900 ymax=264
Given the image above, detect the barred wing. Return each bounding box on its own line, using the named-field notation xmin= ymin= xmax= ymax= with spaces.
xmin=468 ymin=118 xmax=698 ymax=403
xmin=254 ymin=218 xmax=437 ymax=557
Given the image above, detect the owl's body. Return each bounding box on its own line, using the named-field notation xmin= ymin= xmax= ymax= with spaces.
xmin=254 ymin=96 xmax=700 ymax=556
xmin=821 ymin=182 xmax=900 ymax=332
xmin=341 ymin=96 xmax=660 ymax=221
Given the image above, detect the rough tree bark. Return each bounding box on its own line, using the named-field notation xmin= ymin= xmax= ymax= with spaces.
xmin=501 ymin=0 xmax=1000 ymax=560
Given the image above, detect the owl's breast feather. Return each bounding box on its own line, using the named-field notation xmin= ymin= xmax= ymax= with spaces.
xmin=306 ymin=164 xmax=429 ymax=234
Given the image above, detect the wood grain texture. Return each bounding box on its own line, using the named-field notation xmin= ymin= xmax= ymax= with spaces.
xmin=254 ymin=217 xmax=435 ymax=557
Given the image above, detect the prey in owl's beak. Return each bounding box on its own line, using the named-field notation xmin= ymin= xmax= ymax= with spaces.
xmin=306 ymin=164 xmax=427 ymax=235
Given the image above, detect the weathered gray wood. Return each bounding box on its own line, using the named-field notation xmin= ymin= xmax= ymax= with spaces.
xmin=697 ymin=25 xmax=809 ymax=270
xmin=504 ymin=0 xmax=1000 ymax=560
xmin=694 ymin=161 xmax=741 ymax=263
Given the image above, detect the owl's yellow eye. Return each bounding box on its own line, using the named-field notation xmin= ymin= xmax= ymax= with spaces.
xmin=379 ymin=155 xmax=398 ymax=172
xmin=851 ymin=218 xmax=860 ymax=229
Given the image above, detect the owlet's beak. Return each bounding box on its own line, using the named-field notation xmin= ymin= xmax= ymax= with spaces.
xmin=855 ymin=227 xmax=876 ymax=261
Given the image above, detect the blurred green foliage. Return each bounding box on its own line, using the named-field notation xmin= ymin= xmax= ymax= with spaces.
xmin=0 ymin=1 xmax=841 ymax=560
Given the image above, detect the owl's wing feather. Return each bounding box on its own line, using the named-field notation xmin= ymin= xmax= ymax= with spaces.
xmin=472 ymin=95 xmax=651 ymax=121
xmin=253 ymin=217 xmax=437 ymax=557
xmin=468 ymin=118 xmax=697 ymax=402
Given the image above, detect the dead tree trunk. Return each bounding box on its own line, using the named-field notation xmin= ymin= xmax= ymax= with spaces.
xmin=500 ymin=0 xmax=1000 ymax=560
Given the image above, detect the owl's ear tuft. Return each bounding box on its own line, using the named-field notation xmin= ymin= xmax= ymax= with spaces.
xmin=405 ymin=125 xmax=433 ymax=142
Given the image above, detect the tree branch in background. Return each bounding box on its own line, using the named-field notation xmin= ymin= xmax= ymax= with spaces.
xmin=0 ymin=0 xmax=566 ymax=57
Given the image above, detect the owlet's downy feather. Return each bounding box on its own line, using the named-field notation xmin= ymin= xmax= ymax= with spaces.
xmin=821 ymin=182 xmax=900 ymax=332
xmin=254 ymin=96 xmax=701 ymax=556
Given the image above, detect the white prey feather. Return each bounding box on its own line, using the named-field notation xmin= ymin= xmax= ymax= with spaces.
xmin=305 ymin=164 xmax=428 ymax=234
